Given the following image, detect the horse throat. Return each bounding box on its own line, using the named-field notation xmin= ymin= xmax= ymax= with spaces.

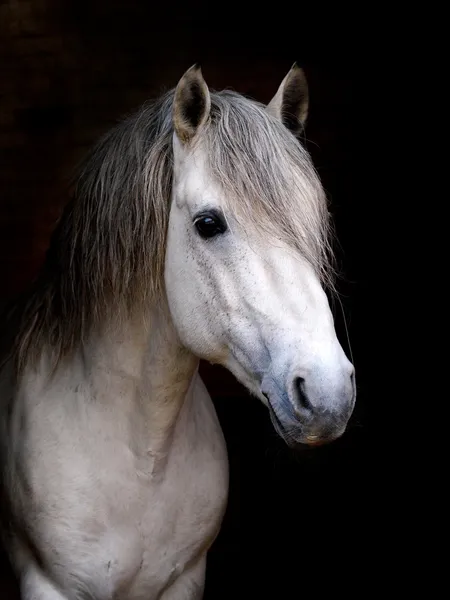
xmin=79 ymin=304 xmax=199 ymax=476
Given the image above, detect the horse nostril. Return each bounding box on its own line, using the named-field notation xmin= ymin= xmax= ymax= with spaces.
xmin=293 ymin=377 xmax=314 ymax=418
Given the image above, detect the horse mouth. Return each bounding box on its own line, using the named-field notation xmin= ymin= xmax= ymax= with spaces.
xmin=267 ymin=400 xmax=285 ymax=435
xmin=265 ymin=395 xmax=299 ymax=448
xmin=264 ymin=392 xmax=343 ymax=449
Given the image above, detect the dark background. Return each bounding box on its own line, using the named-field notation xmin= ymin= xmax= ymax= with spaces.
xmin=0 ymin=2 xmax=384 ymax=597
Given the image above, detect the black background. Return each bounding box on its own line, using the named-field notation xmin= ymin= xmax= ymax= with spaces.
xmin=0 ymin=2 xmax=390 ymax=597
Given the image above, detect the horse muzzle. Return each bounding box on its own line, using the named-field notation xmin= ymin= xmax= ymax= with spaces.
xmin=261 ymin=365 xmax=356 ymax=448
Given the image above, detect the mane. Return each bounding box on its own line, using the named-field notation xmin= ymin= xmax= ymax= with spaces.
xmin=6 ymin=87 xmax=336 ymax=374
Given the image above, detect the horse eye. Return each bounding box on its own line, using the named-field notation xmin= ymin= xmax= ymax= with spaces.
xmin=194 ymin=212 xmax=227 ymax=239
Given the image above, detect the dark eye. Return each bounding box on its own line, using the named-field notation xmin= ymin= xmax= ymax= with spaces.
xmin=194 ymin=211 xmax=227 ymax=239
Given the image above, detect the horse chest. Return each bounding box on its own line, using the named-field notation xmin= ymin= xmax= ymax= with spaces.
xmin=133 ymin=453 xmax=227 ymax=594
xmin=111 ymin=393 xmax=229 ymax=597
xmin=7 ymin=374 xmax=229 ymax=600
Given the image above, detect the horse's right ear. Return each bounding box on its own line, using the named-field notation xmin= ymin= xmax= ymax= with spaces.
xmin=266 ymin=63 xmax=309 ymax=137
xmin=173 ymin=65 xmax=211 ymax=145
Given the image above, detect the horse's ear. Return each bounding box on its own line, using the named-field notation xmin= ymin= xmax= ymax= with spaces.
xmin=173 ymin=64 xmax=211 ymax=145
xmin=266 ymin=63 xmax=309 ymax=136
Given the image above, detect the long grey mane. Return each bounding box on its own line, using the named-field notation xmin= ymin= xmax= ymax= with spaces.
xmin=7 ymin=87 xmax=335 ymax=373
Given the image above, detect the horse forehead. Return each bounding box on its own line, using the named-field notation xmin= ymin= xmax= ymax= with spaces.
xmin=174 ymin=157 xmax=223 ymax=210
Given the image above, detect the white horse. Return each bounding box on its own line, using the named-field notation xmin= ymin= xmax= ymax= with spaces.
xmin=0 ymin=64 xmax=356 ymax=599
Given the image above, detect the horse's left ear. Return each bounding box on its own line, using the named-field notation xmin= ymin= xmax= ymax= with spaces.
xmin=173 ymin=64 xmax=211 ymax=145
xmin=266 ymin=63 xmax=309 ymax=137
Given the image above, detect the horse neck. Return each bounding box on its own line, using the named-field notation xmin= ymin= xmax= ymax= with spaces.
xmin=74 ymin=302 xmax=199 ymax=460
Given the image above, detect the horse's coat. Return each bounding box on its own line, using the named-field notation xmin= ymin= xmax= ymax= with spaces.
xmin=0 ymin=64 xmax=355 ymax=599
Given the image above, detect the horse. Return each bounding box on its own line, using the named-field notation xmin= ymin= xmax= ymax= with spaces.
xmin=0 ymin=64 xmax=356 ymax=599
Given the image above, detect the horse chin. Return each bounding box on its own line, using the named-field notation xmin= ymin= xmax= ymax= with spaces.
xmin=266 ymin=394 xmax=346 ymax=450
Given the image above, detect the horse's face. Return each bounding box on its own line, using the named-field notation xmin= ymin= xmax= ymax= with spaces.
xmin=165 ymin=66 xmax=355 ymax=448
